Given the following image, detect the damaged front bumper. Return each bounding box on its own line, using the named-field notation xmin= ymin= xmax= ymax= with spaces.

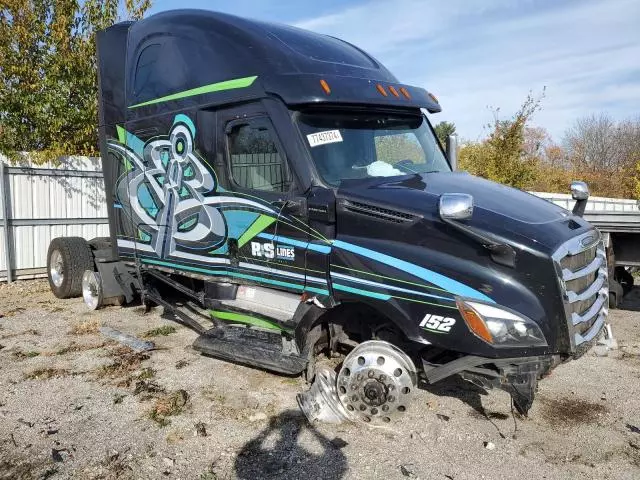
xmin=422 ymin=354 xmax=562 ymax=414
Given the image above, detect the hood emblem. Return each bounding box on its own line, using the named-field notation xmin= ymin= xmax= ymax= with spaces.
xmin=580 ymin=234 xmax=597 ymax=248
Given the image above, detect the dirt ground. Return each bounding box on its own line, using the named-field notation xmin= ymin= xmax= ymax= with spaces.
xmin=0 ymin=280 xmax=639 ymax=480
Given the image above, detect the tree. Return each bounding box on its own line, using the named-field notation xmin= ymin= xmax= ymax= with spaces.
xmin=434 ymin=121 xmax=456 ymax=147
xmin=0 ymin=0 xmax=151 ymax=163
xmin=458 ymin=90 xmax=545 ymax=189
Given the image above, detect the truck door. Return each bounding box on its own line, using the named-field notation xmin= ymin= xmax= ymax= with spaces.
xmin=219 ymin=105 xmax=309 ymax=293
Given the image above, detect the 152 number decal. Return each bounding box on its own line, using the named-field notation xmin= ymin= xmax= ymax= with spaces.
xmin=419 ymin=314 xmax=456 ymax=333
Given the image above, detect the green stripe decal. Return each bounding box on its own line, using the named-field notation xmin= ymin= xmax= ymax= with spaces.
xmin=237 ymin=214 xmax=276 ymax=248
xmin=211 ymin=310 xmax=290 ymax=332
xmin=129 ymin=75 xmax=258 ymax=109
xmin=116 ymin=125 xmax=126 ymax=144
xmin=332 ymin=283 xmax=391 ymax=300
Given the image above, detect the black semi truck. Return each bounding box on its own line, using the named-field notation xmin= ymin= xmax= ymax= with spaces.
xmin=46 ymin=9 xmax=608 ymax=423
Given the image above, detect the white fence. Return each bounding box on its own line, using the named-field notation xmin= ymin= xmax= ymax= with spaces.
xmin=0 ymin=155 xmax=109 ymax=282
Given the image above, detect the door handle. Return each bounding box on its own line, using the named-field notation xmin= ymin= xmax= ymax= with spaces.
xmin=273 ymin=198 xmax=306 ymax=215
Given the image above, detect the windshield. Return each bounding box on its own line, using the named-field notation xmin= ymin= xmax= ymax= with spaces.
xmin=295 ymin=110 xmax=450 ymax=187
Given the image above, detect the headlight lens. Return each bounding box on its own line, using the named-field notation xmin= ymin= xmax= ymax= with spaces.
xmin=457 ymin=300 xmax=547 ymax=347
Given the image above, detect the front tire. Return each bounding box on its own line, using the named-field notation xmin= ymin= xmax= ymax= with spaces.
xmin=47 ymin=237 xmax=94 ymax=298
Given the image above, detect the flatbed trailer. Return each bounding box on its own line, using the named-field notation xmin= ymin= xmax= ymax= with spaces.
xmin=532 ymin=191 xmax=640 ymax=306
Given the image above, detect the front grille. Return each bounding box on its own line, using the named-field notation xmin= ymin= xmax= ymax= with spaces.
xmin=552 ymin=231 xmax=608 ymax=351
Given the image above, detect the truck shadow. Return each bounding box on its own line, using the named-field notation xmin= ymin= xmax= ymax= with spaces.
xmin=234 ymin=409 xmax=348 ymax=480
xmin=418 ymin=375 xmax=488 ymax=415
xmin=618 ymin=286 xmax=640 ymax=311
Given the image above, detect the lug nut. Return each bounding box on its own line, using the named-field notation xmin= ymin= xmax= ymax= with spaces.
xmin=368 ymin=370 xmax=375 ymax=378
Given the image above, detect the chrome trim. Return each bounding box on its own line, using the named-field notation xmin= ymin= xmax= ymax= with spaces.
xmin=571 ymin=291 xmax=607 ymax=326
xmin=552 ymin=230 xmax=608 ymax=351
xmin=575 ymin=311 xmax=606 ymax=345
xmin=566 ymin=272 xmax=607 ymax=303
xmin=561 ymin=252 xmax=604 ymax=281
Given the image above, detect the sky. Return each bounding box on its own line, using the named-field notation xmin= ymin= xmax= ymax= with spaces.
xmin=148 ymin=0 xmax=640 ymax=142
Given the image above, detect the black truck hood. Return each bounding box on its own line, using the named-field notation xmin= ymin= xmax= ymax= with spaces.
xmin=336 ymin=172 xmax=592 ymax=252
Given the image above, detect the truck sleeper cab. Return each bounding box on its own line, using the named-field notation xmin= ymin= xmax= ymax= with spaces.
xmin=46 ymin=9 xmax=608 ymax=424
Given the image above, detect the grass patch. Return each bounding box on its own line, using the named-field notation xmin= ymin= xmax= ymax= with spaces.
xmin=142 ymin=326 xmax=177 ymax=338
xmin=96 ymin=346 xmax=150 ymax=386
xmin=69 ymin=320 xmax=100 ymax=335
xmin=55 ymin=341 xmax=108 ymax=355
xmin=24 ymin=367 xmax=70 ymax=380
xmin=148 ymin=390 xmax=189 ymax=427
xmin=0 ymin=329 xmax=40 ymax=340
xmin=12 ymin=350 xmax=40 ymax=359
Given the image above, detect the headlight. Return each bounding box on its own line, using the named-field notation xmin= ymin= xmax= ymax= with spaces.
xmin=457 ymin=300 xmax=547 ymax=347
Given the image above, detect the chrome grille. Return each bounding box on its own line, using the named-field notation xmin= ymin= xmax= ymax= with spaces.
xmin=552 ymin=230 xmax=608 ymax=350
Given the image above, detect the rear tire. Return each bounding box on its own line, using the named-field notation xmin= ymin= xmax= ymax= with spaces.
xmin=47 ymin=237 xmax=94 ymax=299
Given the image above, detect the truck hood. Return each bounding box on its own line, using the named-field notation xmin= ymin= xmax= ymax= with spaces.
xmin=336 ymin=172 xmax=592 ymax=251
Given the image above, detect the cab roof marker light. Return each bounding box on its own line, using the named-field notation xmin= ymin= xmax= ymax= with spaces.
xmin=388 ymin=85 xmax=400 ymax=98
xmin=376 ymin=84 xmax=388 ymax=97
xmin=428 ymin=92 xmax=439 ymax=104
xmin=399 ymin=87 xmax=411 ymax=99
xmin=320 ymin=79 xmax=331 ymax=95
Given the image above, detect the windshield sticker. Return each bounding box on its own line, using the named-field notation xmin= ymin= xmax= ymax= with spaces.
xmin=307 ymin=130 xmax=343 ymax=147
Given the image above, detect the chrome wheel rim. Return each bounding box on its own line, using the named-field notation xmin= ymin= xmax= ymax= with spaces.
xmin=50 ymin=250 xmax=64 ymax=287
xmin=82 ymin=270 xmax=102 ymax=310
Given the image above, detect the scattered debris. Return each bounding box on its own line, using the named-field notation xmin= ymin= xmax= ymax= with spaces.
xmin=148 ymin=390 xmax=189 ymax=426
xmin=484 ymin=441 xmax=496 ymax=450
xmin=175 ymin=359 xmax=189 ymax=369
xmin=55 ymin=341 xmax=109 ymax=355
xmin=24 ymin=368 xmax=70 ymax=380
xmin=143 ymin=326 xmax=177 ymax=338
xmin=399 ymin=463 xmax=417 ymax=477
xmin=134 ymin=379 xmax=165 ymax=398
xmin=138 ymin=367 xmax=156 ymax=380
xmin=47 ymin=428 xmax=59 ymax=435
xmin=436 ymin=413 xmax=450 ymax=422
xmin=97 ymin=346 xmax=150 ymax=384
xmin=0 ymin=307 xmax=25 ymax=317
xmin=330 ymin=437 xmax=348 ymax=449
xmin=0 ymin=343 xmax=5 ymax=350
xmin=100 ymin=326 xmax=154 ymax=352
xmin=162 ymin=457 xmax=175 ymax=468
xmin=0 ymin=328 xmax=40 ymax=340
xmin=248 ymin=412 xmax=268 ymax=422
xmin=195 ymin=422 xmax=207 ymax=437
xmin=627 ymin=423 xmax=640 ymax=434
xmin=12 ymin=350 xmax=40 ymax=359
xmin=17 ymin=418 xmax=34 ymax=428
xmin=113 ymin=393 xmax=126 ymax=404
xmin=51 ymin=448 xmax=67 ymax=462
xmin=69 ymin=320 xmax=100 ymax=335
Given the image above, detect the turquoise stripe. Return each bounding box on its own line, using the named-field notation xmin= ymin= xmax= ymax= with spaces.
xmin=305 ymin=286 xmax=331 ymax=296
xmin=332 ymin=240 xmax=493 ymax=303
xmin=332 ymin=283 xmax=392 ymax=300
xmin=142 ymin=258 xmax=331 ymax=295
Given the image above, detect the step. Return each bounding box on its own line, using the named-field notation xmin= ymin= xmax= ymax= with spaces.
xmin=192 ymin=326 xmax=307 ymax=375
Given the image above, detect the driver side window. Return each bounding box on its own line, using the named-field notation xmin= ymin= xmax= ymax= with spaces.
xmin=227 ymin=119 xmax=292 ymax=193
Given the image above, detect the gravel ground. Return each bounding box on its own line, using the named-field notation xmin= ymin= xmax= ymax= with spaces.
xmin=0 ymin=279 xmax=639 ymax=480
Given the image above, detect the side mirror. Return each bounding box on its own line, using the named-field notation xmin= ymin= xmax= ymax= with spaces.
xmin=570 ymin=181 xmax=589 ymax=217
xmin=570 ymin=181 xmax=589 ymax=201
xmin=445 ymin=134 xmax=458 ymax=171
xmin=439 ymin=193 xmax=473 ymax=221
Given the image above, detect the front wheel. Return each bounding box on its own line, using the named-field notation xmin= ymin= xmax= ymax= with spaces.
xmin=47 ymin=237 xmax=94 ymax=298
